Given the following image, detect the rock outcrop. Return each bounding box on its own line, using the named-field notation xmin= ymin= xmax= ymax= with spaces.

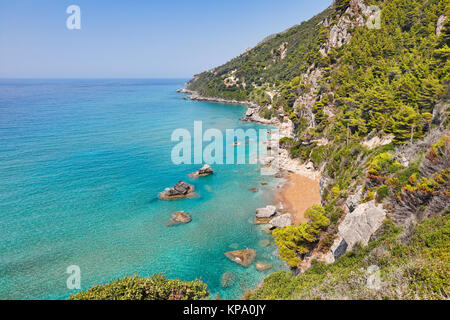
xmin=224 ymin=249 xmax=256 ymax=267
xmin=327 ymin=200 xmax=386 ymax=262
xmin=189 ymin=164 xmax=214 ymax=177
xmin=256 ymin=205 xmax=277 ymax=219
xmin=159 ymin=181 xmax=196 ymax=200
xmin=345 ymin=186 xmax=363 ymax=212
xmin=167 ymin=211 xmax=192 ymax=226
xmin=269 ymin=214 xmax=292 ymax=229
xmin=436 ymin=15 xmax=447 ymax=37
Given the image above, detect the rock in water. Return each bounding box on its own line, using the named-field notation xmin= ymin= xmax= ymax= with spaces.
xmin=255 ymin=262 xmax=272 ymax=272
xmin=224 ymin=249 xmax=256 ymax=267
xmin=256 ymin=205 xmax=277 ymax=218
xmin=258 ymin=239 xmax=270 ymax=248
xmin=189 ymin=164 xmax=214 ymax=177
xmin=221 ymin=272 xmax=238 ymax=288
xmin=167 ymin=211 xmax=191 ymax=226
xmin=159 ymin=181 xmax=195 ymax=200
xmin=269 ymin=213 xmax=292 ymax=228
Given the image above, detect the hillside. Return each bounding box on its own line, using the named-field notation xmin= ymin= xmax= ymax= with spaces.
xmin=187 ymin=0 xmax=450 ymax=300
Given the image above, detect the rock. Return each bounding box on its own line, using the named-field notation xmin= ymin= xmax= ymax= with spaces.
xmin=221 ymin=272 xmax=238 ymax=288
xmin=305 ymin=161 xmax=314 ymax=170
xmin=189 ymin=164 xmax=213 ymax=177
xmin=249 ymin=188 xmax=259 ymax=193
xmin=254 ymin=217 xmax=272 ymax=225
xmin=336 ymin=200 xmax=386 ymax=254
xmin=345 ymin=186 xmax=363 ymax=212
xmin=224 ymin=249 xmax=256 ymax=267
xmin=159 ymin=181 xmax=195 ymax=200
xmin=255 ymin=262 xmax=272 ymax=272
xmin=256 ymin=205 xmax=277 ymax=218
xmin=269 ymin=213 xmax=292 ymax=228
xmin=436 ymin=15 xmax=447 ymax=37
xmin=258 ymin=239 xmax=271 ymax=248
xmin=245 ymin=108 xmax=254 ymax=117
xmin=261 ymin=182 xmax=268 ymax=186
xmin=167 ymin=211 xmax=191 ymax=226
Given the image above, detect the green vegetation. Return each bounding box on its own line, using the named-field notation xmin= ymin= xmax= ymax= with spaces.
xmin=68 ymin=274 xmax=209 ymax=300
xmin=273 ymin=206 xmax=330 ymax=267
xmin=187 ymin=7 xmax=332 ymax=102
xmin=248 ymin=213 xmax=449 ymax=300
xmin=185 ymin=0 xmax=449 ymax=300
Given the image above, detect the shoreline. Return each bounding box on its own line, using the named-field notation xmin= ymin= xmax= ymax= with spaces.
xmin=276 ymin=172 xmax=321 ymax=225
xmin=178 ymin=88 xmax=322 ymax=225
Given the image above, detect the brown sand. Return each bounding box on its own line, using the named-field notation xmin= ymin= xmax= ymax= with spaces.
xmin=276 ymin=173 xmax=321 ymax=225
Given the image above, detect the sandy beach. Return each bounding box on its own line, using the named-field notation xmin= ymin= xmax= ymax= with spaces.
xmin=277 ymin=173 xmax=321 ymax=225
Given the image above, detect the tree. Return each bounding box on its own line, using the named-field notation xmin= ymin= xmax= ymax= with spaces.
xmin=273 ymin=205 xmax=330 ymax=267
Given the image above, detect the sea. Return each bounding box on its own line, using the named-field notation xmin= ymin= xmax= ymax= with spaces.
xmin=0 ymin=78 xmax=287 ymax=300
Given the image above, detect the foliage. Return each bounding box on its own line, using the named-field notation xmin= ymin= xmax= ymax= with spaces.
xmin=248 ymin=213 xmax=450 ymax=300
xmin=68 ymin=274 xmax=209 ymax=300
xmin=273 ymin=205 xmax=329 ymax=267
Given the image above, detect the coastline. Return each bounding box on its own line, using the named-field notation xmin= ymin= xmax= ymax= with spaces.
xmin=276 ymin=172 xmax=321 ymax=225
xmin=178 ymin=88 xmax=322 ymax=225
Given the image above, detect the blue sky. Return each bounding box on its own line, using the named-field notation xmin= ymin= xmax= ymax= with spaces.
xmin=0 ymin=0 xmax=331 ymax=78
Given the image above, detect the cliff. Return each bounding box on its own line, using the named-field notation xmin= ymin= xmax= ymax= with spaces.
xmin=186 ymin=0 xmax=449 ymax=299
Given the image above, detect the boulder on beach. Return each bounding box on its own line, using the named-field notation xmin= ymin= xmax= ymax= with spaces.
xmin=189 ymin=164 xmax=214 ymax=177
xmin=224 ymin=249 xmax=256 ymax=267
xmin=256 ymin=205 xmax=277 ymax=219
xmin=256 ymin=262 xmax=272 ymax=272
xmin=167 ymin=211 xmax=191 ymax=226
xmin=159 ymin=181 xmax=196 ymax=200
xmin=221 ymin=272 xmax=238 ymax=288
xmin=269 ymin=213 xmax=292 ymax=229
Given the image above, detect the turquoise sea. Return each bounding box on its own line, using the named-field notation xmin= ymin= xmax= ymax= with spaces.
xmin=0 ymin=79 xmax=286 ymax=300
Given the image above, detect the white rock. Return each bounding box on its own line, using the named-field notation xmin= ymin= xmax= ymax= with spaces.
xmin=269 ymin=214 xmax=292 ymax=228
xmin=338 ymin=200 xmax=386 ymax=251
xmin=256 ymin=205 xmax=277 ymax=218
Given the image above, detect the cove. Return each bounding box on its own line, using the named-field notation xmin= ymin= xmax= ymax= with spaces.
xmin=0 ymin=78 xmax=288 ymax=300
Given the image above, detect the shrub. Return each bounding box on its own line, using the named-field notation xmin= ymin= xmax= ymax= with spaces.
xmin=68 ymin=274 xmax=209 ymax=300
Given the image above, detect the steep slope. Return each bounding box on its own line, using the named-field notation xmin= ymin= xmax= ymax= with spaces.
xmin=186 ymin=0 xmax=449 ymax=299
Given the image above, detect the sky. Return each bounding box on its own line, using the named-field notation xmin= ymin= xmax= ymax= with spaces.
xmin=0 ymin=0 xmax=332 ymax=78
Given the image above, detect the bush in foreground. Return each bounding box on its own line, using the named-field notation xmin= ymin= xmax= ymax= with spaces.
xmin=69 ymin=274 xmax=209 ymax=300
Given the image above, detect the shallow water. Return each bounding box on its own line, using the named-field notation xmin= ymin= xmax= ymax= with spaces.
xmin=0 ymin=79 xmax=286 ymax=299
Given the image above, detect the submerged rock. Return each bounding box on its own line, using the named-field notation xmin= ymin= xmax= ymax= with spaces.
xmin=189 ymin=164 xmax=214 ymax=177
xmin=269 ymin=213 xmax=292 ymax=228
xmin=256 ymin=205 xmax=277 ymax=219
xmin=249 ymin=188 xmax=259 ymax=193
xmin=167 ymin=211 xmax=191 ymax=226
xmin=159 ymin=181 xmax=196 ymax=200
xmin=224 ymin=249 xmax=256 ymax=267
xmin=221 ymin=272 xmax=238 ymax=288
xmin=258 ymin=239 xmax=271 ymax=248
xmin=255 ymin=262 xmax=272 ymax=272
